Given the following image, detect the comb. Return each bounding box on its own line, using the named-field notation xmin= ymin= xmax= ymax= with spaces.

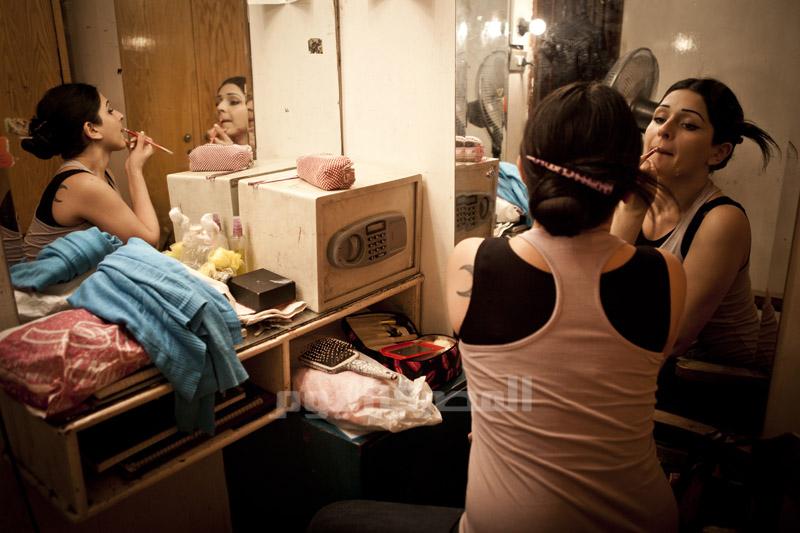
xmin=299 ymin=338 xmax=397 ymax=381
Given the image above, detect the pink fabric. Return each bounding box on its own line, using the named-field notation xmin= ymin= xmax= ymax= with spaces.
xmin=0 ymin=309 xmax=150 ymax=417
xmin=296 ymin=154 xmax=355 ymax=190
xmin=188 ymin=143 xmax=253 ymax=172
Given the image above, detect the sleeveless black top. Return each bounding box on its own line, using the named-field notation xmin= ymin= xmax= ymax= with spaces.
xmin=460 ymin=238 xmax=671 ymax=352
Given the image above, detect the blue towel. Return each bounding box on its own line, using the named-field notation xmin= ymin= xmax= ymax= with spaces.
xmin=67 ymin=238 xmax=247 ymax=434
xmin=10 ymin=227 xmax=122 ymax=291
xmin=498 ymin=161 xmax=532 ymax=226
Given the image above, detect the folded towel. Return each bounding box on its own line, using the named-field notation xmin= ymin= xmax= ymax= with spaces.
xmin=10 ymin=227 xmax=122 ymax=291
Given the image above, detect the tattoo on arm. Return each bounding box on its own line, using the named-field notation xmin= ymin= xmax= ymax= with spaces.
xmin=53 ymin=184 xmax=68 ymax=203
xmin=456 ymin=264 xmax=474 ymax=297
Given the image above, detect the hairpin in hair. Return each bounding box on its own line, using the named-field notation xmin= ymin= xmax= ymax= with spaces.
xmin=525 ymin=155 xmax=613 ymax=195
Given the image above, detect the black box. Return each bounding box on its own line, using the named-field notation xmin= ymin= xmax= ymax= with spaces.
xmin=228 ymin=268 xmax=296 ymax=312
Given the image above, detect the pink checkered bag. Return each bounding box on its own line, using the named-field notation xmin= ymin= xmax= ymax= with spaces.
xmin=188 ymin=143 xmax=253 ymax=172
xmin=296 ymin=154 xmax=355 ymax=190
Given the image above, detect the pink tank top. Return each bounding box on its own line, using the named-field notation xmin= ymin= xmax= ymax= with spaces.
xmin=459 ymin=227 xmax=677 ymax=533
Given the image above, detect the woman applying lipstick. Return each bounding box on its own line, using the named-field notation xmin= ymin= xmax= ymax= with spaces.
xmin=206 ymin=76 xmax=255 ymax=150
xmin=613 ymin=78 xmax=777 ymax=367
xmin=21 ymin=83 xmax=160 ymax=259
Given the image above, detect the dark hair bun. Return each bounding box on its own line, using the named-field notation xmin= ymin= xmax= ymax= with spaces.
xmin=21 ymin=119 xmax=58 ymax=159
xmin=530 ymin=196 xmax=587 ymax=237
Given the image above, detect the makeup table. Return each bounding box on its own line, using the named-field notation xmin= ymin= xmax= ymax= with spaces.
xmin=0 ymin=274 xmax=422 ymax=527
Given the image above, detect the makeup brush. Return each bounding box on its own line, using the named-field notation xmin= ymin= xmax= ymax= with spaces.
xmin=299 ymin=338 xmax=397 ymax=381
xmin=640 ymin=146 xmax=659 ymax=162
xmin=122 ymin=128 xmax=174 ymax=155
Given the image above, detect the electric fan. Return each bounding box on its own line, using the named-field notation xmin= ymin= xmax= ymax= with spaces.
xmin=603 ymin=47 xmax=659 ymax=131
xmin=456 ymin=51 xmax=468 ymax=136
xmin=474 ymin=50 xmax=508 ymax=158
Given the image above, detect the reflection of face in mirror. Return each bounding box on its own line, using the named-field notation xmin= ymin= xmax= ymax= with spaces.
xmin=208 ymin=76 xmax=255 ymax=151
xmin=624 ymin=78 xmax=778 ymax=369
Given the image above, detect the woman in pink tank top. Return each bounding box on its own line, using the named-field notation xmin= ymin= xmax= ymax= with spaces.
xmin=21 ymin=83 xmax=160 ymax=259
xmin=447 ymin=82 xmax=686 ymax=532
xmin=612 ymin=78 xmax=777 ymax=367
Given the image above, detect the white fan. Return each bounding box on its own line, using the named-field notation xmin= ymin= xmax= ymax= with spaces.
xmin=603 ymin=47 xmax=659 ymax=131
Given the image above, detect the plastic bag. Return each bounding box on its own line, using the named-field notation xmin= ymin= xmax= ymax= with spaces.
xmin=293 ymin=354 xmax=442 ymax=434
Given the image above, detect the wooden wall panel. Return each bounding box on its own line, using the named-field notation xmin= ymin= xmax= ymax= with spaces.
xmin=190 ymin=0 xmax=254 ymax=149
xmin=0 ymin=0 xmax=67 ymax=231
xmin=114 ymin=0 xmax=201 ymax=245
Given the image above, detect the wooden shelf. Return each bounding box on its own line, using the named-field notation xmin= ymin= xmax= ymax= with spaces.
xmin=0 ymin=274 xmax=423 ymax=522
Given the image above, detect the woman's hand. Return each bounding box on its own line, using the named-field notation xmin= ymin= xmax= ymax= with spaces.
xmin=610 ymin=149 xmax=661 ymax=243
xmin=207 ymin=123 xmax=234 ymax=145
xmin=125 ymin=131 xmax=154 ymax=174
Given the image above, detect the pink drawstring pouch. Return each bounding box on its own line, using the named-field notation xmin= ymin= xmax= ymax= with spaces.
xmin=296 ymin=154 xmax=355 ymax=190
xmin=188 ymin=143 xmax=253 ymax=172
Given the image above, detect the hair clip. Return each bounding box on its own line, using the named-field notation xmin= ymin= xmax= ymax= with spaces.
xmin=525 ymin=155 xmax=613 ymax=195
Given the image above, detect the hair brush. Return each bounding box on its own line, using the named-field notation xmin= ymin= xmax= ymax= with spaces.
xmin=299 ymin=338 xmax=397 ymax=381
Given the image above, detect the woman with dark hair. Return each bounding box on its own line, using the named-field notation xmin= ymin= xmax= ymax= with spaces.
xmin=446 ymin=81 xmax=685 ymax=531
xmin=21 ymin=83 xmax=160 ymax=259
xmin=206 ymin=76 xmax=255 ymax=149
xmin=612 ymin=78 xmax=778 ymax=367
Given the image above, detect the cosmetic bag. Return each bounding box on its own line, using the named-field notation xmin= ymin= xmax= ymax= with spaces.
xmin=296 ymin=153 xmax=355 ymax=190
xmin=188 ymin=143 xmax=253 ymax=172
xmin=342 ymin=312 xmax=461 ymax=390
xmin=455 ymin=135 xmax=484 ymax=163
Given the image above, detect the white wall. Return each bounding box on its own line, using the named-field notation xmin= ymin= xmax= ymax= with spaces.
xmin=248 ymin=0 xmax=341 ymax=160
xmin=338 ymin=0 xmax=455 ymax=333
xmin=620 ymin=0 xmax=800 ymax=297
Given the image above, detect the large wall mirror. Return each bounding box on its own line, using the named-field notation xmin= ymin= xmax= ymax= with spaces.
xmin=0 ymin=0 xmax=342 ymax=327
xmin=456 ymin=0 xmax=800 ymax=424
xmin=0 ymin=0 xmax=341 ymax=252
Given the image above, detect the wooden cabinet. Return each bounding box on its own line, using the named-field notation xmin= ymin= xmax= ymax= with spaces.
xmin=0 ymin=274 xmax=422 ymax=523
xmin=0 ymin=0 xmax=70 ymax=232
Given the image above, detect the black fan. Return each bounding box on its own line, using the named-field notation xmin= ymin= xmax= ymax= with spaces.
xmin=468 ymin=50 xmax=507 ymax=158
xmin=603 ymin=47 xmax=659 ymax=131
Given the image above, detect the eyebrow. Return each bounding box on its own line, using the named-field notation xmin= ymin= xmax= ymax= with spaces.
xmin=656 ymin=104 xmax=706 ymax=122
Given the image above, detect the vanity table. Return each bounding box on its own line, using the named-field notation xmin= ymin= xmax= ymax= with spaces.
xmin=0 ymin=274 xmax=422 ymax=526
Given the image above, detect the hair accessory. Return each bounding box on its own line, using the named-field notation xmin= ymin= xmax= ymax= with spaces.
xmin=525 ymin=154 xmax=613 ymax=195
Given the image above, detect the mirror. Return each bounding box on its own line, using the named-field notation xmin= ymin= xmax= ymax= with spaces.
xmin=455 ymin=0 xmax=800 ymax=419
xmin=0 ymin=0 xmax=341 ymax=253
xmin=0 ymin=0 xmax=342 ymax=318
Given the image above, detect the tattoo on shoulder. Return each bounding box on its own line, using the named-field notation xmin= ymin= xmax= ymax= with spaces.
xmin=53 ymin=184 xmax=68 ymax=203
xmin=456 ymin=264 xmax=474 ymax=297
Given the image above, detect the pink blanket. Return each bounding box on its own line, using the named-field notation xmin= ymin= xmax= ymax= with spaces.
xmin=0 ymin=309 xmax=150 ymax=417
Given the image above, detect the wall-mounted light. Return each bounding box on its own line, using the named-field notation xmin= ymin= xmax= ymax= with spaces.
xmin=516 ymin=17 xmax=547 ymax=37
xmin=671 ymin=32 xmax=697 ymax=53
xmin=457 ymin=21 xmax=469 ymax=47
xmin=530 ymin=18 xmax=547 ymax=36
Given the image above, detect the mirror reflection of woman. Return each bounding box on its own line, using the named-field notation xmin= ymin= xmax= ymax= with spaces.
xmin=612 ymin=78 xmax=778 ymax=367
xmin=21 ymin=83 xmax=160 ymax=260
xmin=206 ymin=76 xmax=255 ymax=150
